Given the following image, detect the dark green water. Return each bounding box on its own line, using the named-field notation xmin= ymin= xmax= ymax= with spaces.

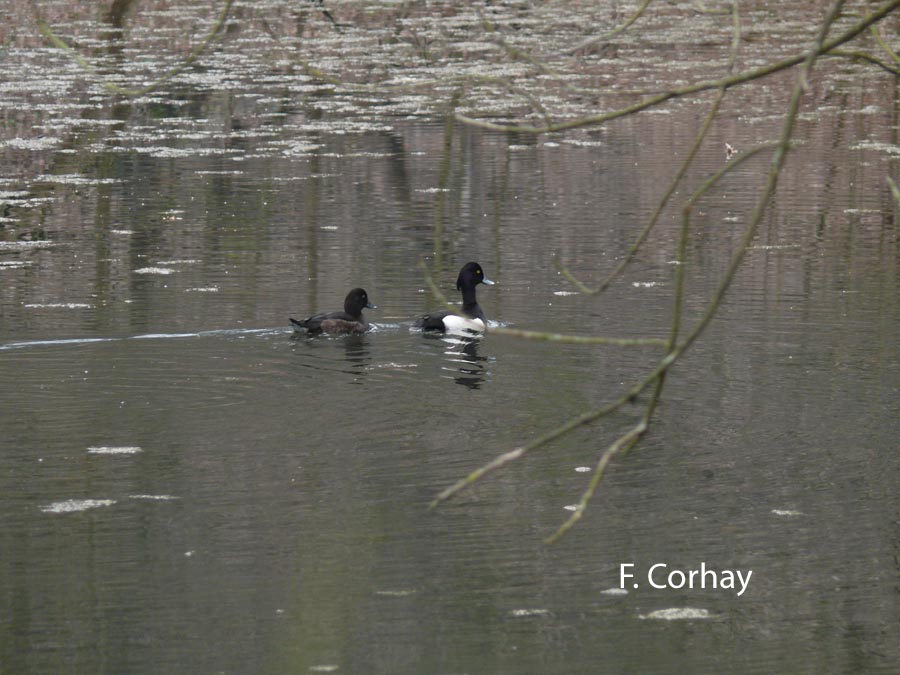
xmin=1 ymin=3 xmax=899 ymax=673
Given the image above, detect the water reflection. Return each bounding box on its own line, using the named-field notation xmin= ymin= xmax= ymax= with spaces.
xmin=436 ymin=334 xmax=490 ymax=389
xmin=289 ymin=333 xmax=372 ymax=383
xmin=2 ymin=12 xmax=899 ymax=670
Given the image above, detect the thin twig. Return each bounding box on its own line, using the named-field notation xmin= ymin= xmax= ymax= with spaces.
xmin=547 ymin=0 xmax=849 ymax=543
xmin=431 ymin=138 xmax=787 ymax=512
xmin=456 ymin=0 xmax=900 ymax=133
xmin=567 ymin=0 xmax=654 ymax=55
xmin=545 ymin=422 xmax=645 ymax=543
xmin=433 ymin=1 xmax=851 ymax=541
xmin=430 ymin=394 xmax=637 ymax=508
xmin=490 ymin=327 xmax=667 ymax=347
xmin=887 ymin=176 xmax=900 ymax=203
xmin=869 ymin=22 xmax=900 ymax=66
xmin=557 ymin=140 xmax=781 ymax=295
xmin=478 ymin=8 xmax=558 ymax=77
xmin=828 ymin=48 xmax=900 ymax=75
xmin=673 ymin=0 xmax=846 ymax=360
xmin=554 ymin=2 xmax=743 ymax=296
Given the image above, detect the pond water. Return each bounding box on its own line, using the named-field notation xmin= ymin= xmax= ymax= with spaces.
xmin=2 ymin=2 xmax=900 ymax=674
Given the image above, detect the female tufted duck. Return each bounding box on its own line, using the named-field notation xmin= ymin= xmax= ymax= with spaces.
xmin=415 ymin=262 xmax=495 ymax=333
xmin=290 ymin=288 xmax=376 ymax=335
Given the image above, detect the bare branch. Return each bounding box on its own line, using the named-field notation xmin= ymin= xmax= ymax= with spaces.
xmin=567 ymin=0 xmax=655 ymax=55
xmin=456 ymin=0 xmax=900 ymax=134
xmin=545 ymin=422 xmax=646 ymax=544
xmin=489 ymin=327 xmax=667 ymax=347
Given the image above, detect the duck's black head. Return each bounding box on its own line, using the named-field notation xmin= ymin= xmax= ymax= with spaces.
xmin=456 ymin=262 xmax=495 ymax=291
xmin=344 ymin=288 xmax=376 ymax=316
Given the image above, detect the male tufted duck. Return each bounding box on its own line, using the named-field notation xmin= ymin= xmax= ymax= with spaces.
xmin=415 ymin=262 xmax=495 ymax=333
xmin=290 ymin=288 xmax=376 ymax=335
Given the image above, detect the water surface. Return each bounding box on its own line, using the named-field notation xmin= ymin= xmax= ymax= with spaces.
xmin=1 ymin=2 xmax=899 ymax=674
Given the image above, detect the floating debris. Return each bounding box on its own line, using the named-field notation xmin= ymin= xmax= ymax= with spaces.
xmin=373 ymin=362 xmax=418 ymax=369
xmin=87 ymin=446 xmax=142 ymax=455
xmin=24 ymin=303 xmax=93 ymax=309
xmin=638 ymin=607 xmax=712 ymax=621
xmin=134 ymin=267 xmax=175 ymax=275
xmin=40 ymin=499 xmax=116 ymax=514
xmin=281 ymin=141 xmax=321 ymax=156
xmin=129 ymin=494 xmax=178 ymax=500
xmin=553 ymin=290 xmax=578 ymax=296
xmin=3 ymin=137 xmax=62 ymax=151
xmin=185 ymin=287 xmax=219 ymax=293
xmin=0 ymin=190 xmax=31 ymax=200
xmin=850 ymin=140 xmax=900 ymax=154
xmin=564 ymin=139 xmax=606 ymax=147
xmin=600 ymin=587 xmax=629 ymax=596
xmin=574 ymin=466 xmax=591 ymax=472
xmin=0 ymin=241 xmax=54 ymax=251
xmin=34 ymin=174 xmax=120 ymax=185
xmin=772 ymin=509 xmax=804 ymax=517
xmin=374 ymin=589 xmax=417 ymax=597
xmin=134 ymin=146 xmax=238 ymax=159
xmin=510 ymin=608 xmax=550 ymax=617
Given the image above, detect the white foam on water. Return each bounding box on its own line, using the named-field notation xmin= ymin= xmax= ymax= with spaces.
xmin=40 ymin=499 xmax=116 ymax=514
xmin=134 ymin=267 xmax=175 ymax=275
xmin=639 ymin=607 xmax=712 ymax=621
xmin=1 ymin=327 xmax=281 ymax=352
xmin=87 ymin=446 xmax=142 ymax=455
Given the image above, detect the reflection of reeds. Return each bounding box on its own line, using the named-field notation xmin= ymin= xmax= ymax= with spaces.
xmin=34 ymin=0 xmax=235 ymax=97
xmin=454 ymin=2 xmax=900 ymax=135
xmin=431 ymin=0 xmax=886 ymax=542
